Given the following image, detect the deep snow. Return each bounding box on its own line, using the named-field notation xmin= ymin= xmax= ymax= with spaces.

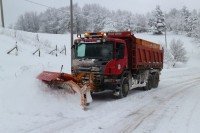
xmin=1 ymin=28 xmax=200 ymax=133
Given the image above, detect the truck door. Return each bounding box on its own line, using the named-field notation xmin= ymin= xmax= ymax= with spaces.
xmin=114 ymin=42 xmax=128 ymax=75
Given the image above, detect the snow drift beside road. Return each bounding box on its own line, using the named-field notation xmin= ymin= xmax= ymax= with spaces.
xmin=0 ymin=28 xmax=84 ymax=133
xmin=1 ymin=28 xmax=200 ymax=133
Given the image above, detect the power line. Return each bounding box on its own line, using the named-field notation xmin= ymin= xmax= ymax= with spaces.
xmin=23 ymin=0 xmax=68 ymax=13
xmin=24 ymin=0 xmax=53 ymax=9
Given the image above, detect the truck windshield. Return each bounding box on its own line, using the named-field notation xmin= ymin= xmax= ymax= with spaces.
xmin=75 ymin=41 xmax=114 ymax=60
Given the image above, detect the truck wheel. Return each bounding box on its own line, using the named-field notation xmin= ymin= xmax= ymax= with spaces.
xmin=152 ymin=73 xmax=159 ymax=88
xmin=143 ymin=74 xmax=153 ymax=91
xmin=116 ymin=77 xmax=129 ymax=98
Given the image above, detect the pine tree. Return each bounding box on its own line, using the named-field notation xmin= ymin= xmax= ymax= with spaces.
xmin=180 ymin=6 xmax=191 ymax=33
xmin=191 ymin=19 xmax=200 ymax=43
xmin=148 ymin=5 xmax=166 ymax=34
xmin=186 ymin=10 xmax=198 ymax=37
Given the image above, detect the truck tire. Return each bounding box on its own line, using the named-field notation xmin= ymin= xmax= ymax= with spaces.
xmin=116 ymin=77 xmax=129 ymax=98
xmin=152 ymin=72 xmax=159 ymax=88
xmin=143 ymin=74 xmax=153 ymax=91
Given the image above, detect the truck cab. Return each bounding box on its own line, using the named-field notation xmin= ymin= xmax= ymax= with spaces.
xmin=72 ymin=32 xmax=128 ymax=91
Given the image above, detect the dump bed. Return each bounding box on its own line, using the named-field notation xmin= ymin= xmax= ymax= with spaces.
xmin=132 ymin=38 xmax=163 ymax=70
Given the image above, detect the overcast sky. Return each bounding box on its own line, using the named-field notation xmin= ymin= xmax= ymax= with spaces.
xmin=2 ymin=0 xmax=200 ymax=27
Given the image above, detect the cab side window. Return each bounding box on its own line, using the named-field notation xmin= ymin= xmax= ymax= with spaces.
xmin=116 ymin=43 xmax=125 ymax=59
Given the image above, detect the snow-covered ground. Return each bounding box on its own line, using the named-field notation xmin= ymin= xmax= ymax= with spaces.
xmin=1 ymin=28 xmax=200 ymax=133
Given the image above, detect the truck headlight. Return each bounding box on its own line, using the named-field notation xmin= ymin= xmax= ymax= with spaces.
xmin=91 ymin=67 xmax=100 ymax=72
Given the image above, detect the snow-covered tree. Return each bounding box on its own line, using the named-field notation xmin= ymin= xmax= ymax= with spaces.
xmin=170 ymin=39 xmax=188 ymax=64
xmin=15 ymin=15 xmax=26 ymax=31
xmin=148 ymin=6 xmax=166 ymax=34
xmin=186 ymin=10 xmax=198 ymax=37
xmin=165 ymin=7 xmax=198 ymax=35
xmin=15 ymin=12 xmax=39 ymax=32
xmin=180 ymin=6 xmax=191 ymax=33
xmin=73 ymin=4 xmax=86 ymax=33
xmin=111 ymin=10 xmax=134 ymax=31
xmin=132 ymin=14 xmax=148 ymax=33
xmin=82 ymin=4 xmax=109 ymax=32
xmin=165 ymin=8 xmax=182 ymax=34
xmin=39 ymin=8 xmax=61 ymax=34
xmin=102 ymin=18 xmax=117 ymax=32
xmin=56 ymin=7 xmax=70 ymax=34
xmin=191 ymin=19 xmax=200 ymax=44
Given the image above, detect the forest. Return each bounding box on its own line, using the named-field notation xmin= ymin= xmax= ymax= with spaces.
xmin=14 ymin=4 xmax=200 ymax=43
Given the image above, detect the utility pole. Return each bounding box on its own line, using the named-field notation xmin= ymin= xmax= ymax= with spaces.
xmin=0 ymin=0 xmax=4 ymax=27
xmin=70 ymin=0 xmax=73 ymax=69
xmin=165 ymin=26 xmax=167 ymax=48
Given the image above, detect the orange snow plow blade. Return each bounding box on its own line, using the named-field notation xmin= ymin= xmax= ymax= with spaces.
xmin=37 ymin=71 xmax=94 ymax=110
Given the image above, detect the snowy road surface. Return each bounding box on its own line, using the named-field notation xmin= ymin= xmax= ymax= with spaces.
xmin=1 ymin=29 xmax=200 ymax=133
xmin=27 ymin=68 xmax=200 ymax=133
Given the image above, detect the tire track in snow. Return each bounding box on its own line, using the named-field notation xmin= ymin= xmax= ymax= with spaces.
xmin=185 ymin=84 xmax=200 ymax=133
xmin=149 ymin=83 xmax=200 ymax=133
xmin=25 ymin=116 xmax=86 ymax=133
xmin=117 ymin=78 xmax=200 ymax=133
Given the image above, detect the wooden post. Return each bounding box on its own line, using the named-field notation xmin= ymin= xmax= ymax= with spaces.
xmin=33 ymin=49 xmax=40 ymax=57
xmin=49 ymin=45 xmax=58 ymax=57
xmin=16 ymin=44 xmax=18 ymax=56
xmin=60 ymin=45 xmax=66 ymax=55
xmin=7 ymin=42 xmax=18 ymax=55
xmin=56 ymin=45 xmax=57 ymax=57
xmin=33 ymin=34 xmax=41 ymax=57
xmin=64 ymin=45 xmax=66 ymax=55
xmin=36 ymin=34 xmax=39 ymax=42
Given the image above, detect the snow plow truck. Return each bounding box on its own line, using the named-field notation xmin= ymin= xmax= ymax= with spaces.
xmin=37 ymin=31 xmax=164 ymax=110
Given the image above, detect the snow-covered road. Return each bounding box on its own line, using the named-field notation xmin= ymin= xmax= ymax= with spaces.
xmin=27 ymin=67 xmax=200 ymax=133
xmin=111 ymin=68 xmax=200 ymax=133
xmin=1 ymin=29 xmax=200 ymax=133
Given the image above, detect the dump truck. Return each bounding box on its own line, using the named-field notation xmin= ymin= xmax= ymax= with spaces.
xmin=37 ymin=31 xmax=164 ymax=109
